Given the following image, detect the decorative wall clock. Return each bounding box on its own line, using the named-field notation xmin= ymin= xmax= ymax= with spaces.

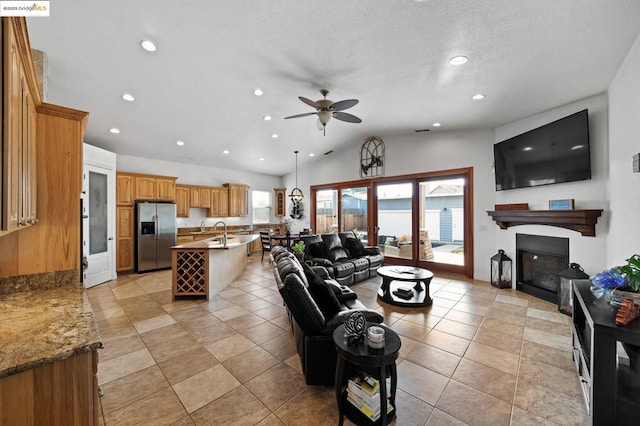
xmin=360 ymin=136 xmax=385 ymax=177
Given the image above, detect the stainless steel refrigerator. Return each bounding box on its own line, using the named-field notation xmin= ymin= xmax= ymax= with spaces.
xmin=136 ymin=202 xmax=177 ymax=272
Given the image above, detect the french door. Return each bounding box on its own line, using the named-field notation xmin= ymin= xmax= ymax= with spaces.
xmin=311 ymin=168 xmax=473 ymax=278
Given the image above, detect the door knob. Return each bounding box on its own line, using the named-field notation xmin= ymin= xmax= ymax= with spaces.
xmin=108 ymin=237 xmax=113 ymax=240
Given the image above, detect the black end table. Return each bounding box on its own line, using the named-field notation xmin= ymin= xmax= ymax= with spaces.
xmin=377 ymin=265 xmax=434 ymax=307
xmin=333 ymin=323 xmax=401 ymax=425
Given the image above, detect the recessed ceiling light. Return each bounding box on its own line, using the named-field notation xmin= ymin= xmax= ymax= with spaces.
xmin=263 ymin=115 xmax=272 ymax=121
xmin=109 ymin=128 xmax=120 ymax=134
xmin=449 ymin=56 xmax=468 ymax=65
xmin=176 ymin=140 xmax=184 ymax=146
xmin=259 ymin=157 xmax=264 ymax=161
xmin=472 ymin=94 xmax=485 ymax=100
xmin=571 ymin=145 xmax=585 ymax=150
xmin=309 ymin=153 xmax=315 ymax=157
xmin=254 ymin=89 xmax=263 ymax=96
xmin=271 ymin=133 xmax=278 ymax=139
xmin=433 ymin=122 xmax=441 ymax=127
xmin=140 ymin=40 xmax=156 ymax=52
xmin=223 ymin=150 xmax=230 ymax=154
xmin=523 ymin=146 xmax=533 ymax=151
xmin=122 ymin=93 xmax=135 ymax=102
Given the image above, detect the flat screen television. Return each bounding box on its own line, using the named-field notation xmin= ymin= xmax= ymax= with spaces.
xmin=493 ymin=109 xmax=591 ymax=191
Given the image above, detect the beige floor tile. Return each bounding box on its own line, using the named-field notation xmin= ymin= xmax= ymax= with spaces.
xmin=273 ymin=387 xmax=337 ymax=425
xmin=98 ymin=347 xmax=156 ymax=385
xmin=491 ymin=300 xmax=529 ymax=315
xmin=436 ymin=380 xmax=512 ymax=426
xmin=389 ymin=318 xmax=430 ymax=341
xmin=190 ymin=385 xmax=271 ymax=425
xmin=224 ymin=312 xmax=266 ymax=331
xmin=255 ymin=414 xmax=286 ymax=426
xmin=444 ymin=309 xmax=484 ymax=326
xmin=218 ymin=288 xmax=246 ymax=298
xmin=161 ymin=299 xmax=202 ymax=314
xmin=169 ymin=306 xmax=213 ymax=323
xmin=510 ymin=406 xmax=557 ymax=425
xmin=472 ymin=327 xmax=523 ymax=354
xmin=188 ymin=322 xmax=238 ymax=345
xmin=111 ymin=282 xmax=147 ymax=300
xmin=93 ymin=306 xmax=126 ymax=321
xmin=495 ymin=293 xmax=529 ymax=307
xmin=200 ymin=298 xmax=238 ymax=314
xmin=514 ymin=378 xmax=588 ymax=425
xmin=405 ymin=342 xmax=461 ymax=377
xmin=525 ymin=316 xmax=572 ymax=337
xmin=526 ymin=307 xmax=571 ymax=325
xmin=99 ymin=333 xmax=146 ymax=361
xmin=464 ymin=342 xmax=519 ymax=375
xmin=485 ymin=307 xmax=527 ymax=326
xmin=269 ymin=314 xmax=292 ymax=331
xmin=426 ymin=408 xmax=467 ymax=425
xmin=451 ymin=301 xmax=489 ymax=316
xmin=458 ymin=295 xmax=494 ymax=307
xmin=157 ymin=347 xmax=219 ymax=385
xmin=104 ymin=387 xmax=187 ymax=425
xmin=433 ymin=290 xmax=464 ymax=302
xmin=518 ymin=357 xmax=583 ymax=399
xmin=520 ymin=340 xmax=574 ymax=371
xmin=254 ymin=304 xmax=287 ymax=321
xmin=173 ymin=364 xmax=241 ymax=413
xmin=261 ymin=332 xmax=298 ymax=360
xmin=171 ymin=416 xmax=195 ymax=425
xmin=523 ymin=327 xmax=572 ymax=351
xmin=96 ymin=314 xmax=134 ymax=331
xmin=433 ymin=318 xmax=478 ymax=340
xmin=479 ymin=317 xmax=524 ymax=338
xmin=245 ymin=363 xmax=307 ymax=411
xmin=145 ymin=329 xmax=203 ymax=364
xmin=401 ymin=310 xmax=443 ymax=329
xmin=222 ymin=346 xmax=281 ymax=383
xmin=452 ymin=358 xmax=516 ymax=403
xmin=421 ymin=329 xmax=470 ymax=356
xmin=212 ymin=305 xmax=250 ymax=321
xmin=241 ymin=321 xmax=287 ymax=345
xmin=396 ymin=360 xmax=449 ymax=405
xmin=398 ymin=335 xmax=418 ymax=359
xmin=100 ymin=365 xmax=170 ymax=414
xmin=206 ymin=333 xmax=255 ymax=361
xmin=432 ymin=297 xmax=458 ymax=309
xmin=133 ymin=313 xmax=176 ymax=334
xmin=392 ymin=388 xmax=434 ymax=425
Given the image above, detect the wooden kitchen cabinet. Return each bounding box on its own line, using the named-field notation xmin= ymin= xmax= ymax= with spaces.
xmin=1 ymin=18 xmax=38 ymax=234
xmin=225 ymin=183 xmax=248 ymax=217
xmin=135 ymin=175 xmax=156 ymax=200
xmin=274 ymin=188 xmax=286 ymax=217
xmin=207 ymin=186 xmax=228 ymax=217
xmin=190 ymin=186 xmax=211 ymax=209
xmin=176 ymin=185 xmax=190 ymax=217
xmin=116 ymin=172 xmax=134 ymax=205
xmin=116 ymin=206 xmax=134 ymax=272
xmin=156 ymin=176 xmax=176 ymax=201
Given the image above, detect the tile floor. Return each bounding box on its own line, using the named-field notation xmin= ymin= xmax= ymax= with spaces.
xmin=89 ymin=254 xmax=588 ymax=425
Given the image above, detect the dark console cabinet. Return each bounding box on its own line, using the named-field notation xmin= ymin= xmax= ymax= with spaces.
xmin=572 ymin=280 xmax=640 ymax=423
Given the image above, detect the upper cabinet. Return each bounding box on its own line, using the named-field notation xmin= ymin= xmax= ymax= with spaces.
xmin=207 ymin=186 xmax=228 ymax=217
xmin=116 ymin=173 xmax=134 ymax=205
xmin=175 ymin=185 xmax=190 ymax=217
xmin=225 ymin=183 xmax=248 ymax=217
xmin=157 ymin=177 xmax=176 ymax=201
xmin=189 ymin=186 xmax=211 ymax=209
xmin=1 ymin=18 xmax=38 ymax=234
xmin=274 ymin=188 xmax=286 ymax=217
xmin=135 ymin=176 xmax=156 ymax=200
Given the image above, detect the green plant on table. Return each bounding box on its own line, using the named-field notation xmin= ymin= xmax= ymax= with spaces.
xmin=591 ymin=254 xmax=640 ymax=292
xmin=616 ymin=254 xmax=640 ymax=292
xmin=292 ymin=241 xmax=305 ymax=255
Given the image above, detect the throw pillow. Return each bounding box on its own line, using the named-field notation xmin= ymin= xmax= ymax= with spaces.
xmin=308 ymin=241 xmax=331 ymax=260
xmin=301 ymin=263 xmax=341 ymax=317
xmin=345 ymin=238 xmax=368 ymax=258
xmin=384 ymin=236 xmax=395 ymax=246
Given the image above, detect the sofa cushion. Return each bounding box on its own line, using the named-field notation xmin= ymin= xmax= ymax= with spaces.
xmin=277 ymin=257 xmax=308 ymax=287
xmin=280 ymin=274 xmax=325 ymax=334
xmin=304 ymin=267 xmax=341 ymax=317
xmin=308 ymin=241 xmax=331 ymax=260
xmin=321 ymin=233 xmax=350 ymax=262
xmin=332 ymin=260 xmax=355 ymax=278
xmin=345 ymin=238 xmax=368 ymax=258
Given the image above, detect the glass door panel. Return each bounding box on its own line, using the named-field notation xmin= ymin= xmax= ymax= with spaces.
xmin=315 ymin=189 xmax=338 ymax=233
xmin=340 ymin=186 xmax=368 ymax=243
xmin=376 ymin=182 xmax=413 ymax=260
xmin=418 ymin=178 xmax=465 ymax=266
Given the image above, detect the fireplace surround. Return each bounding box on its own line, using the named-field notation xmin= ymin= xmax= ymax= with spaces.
xmin=516 ymin=234 xmax=569 ymax=303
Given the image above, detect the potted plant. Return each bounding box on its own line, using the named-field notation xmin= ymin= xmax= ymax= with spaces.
xmin=292 ymin=240 xmax=305 ymax=262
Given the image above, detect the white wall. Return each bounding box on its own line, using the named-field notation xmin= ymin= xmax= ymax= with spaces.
xmin=493 ymin=94 xmax=610 ymax=276
xmin=282 ymin=129 xmax=497 ymax=281
xmin=117 ymin=155 xmax=283 ymax=228
xmin=608 ymin=34 xmax=640 ymax=267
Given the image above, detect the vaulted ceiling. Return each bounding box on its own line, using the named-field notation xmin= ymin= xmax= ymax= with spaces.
xmin=26 ymin=1 xmax=640 ymax=176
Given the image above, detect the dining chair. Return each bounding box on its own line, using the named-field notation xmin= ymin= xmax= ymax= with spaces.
xmin=259 ymin=230 xmax=273 ymax=261
xmin=299 ymin=228 xmax=311 ymax=236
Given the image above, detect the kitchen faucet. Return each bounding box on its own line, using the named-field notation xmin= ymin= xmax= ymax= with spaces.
xmin=213 ymin=220 xmax=227 ymax=245
xmin=200 ymin=220 xmax=206 ymax=233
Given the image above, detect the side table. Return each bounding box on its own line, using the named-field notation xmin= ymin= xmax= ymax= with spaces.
xmin=333 ymin=323 xmax=401 ymax=425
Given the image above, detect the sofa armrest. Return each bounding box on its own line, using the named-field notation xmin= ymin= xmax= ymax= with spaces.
xmin=310 ymin=265 xmax=331 ymax=279
xmin=307 ymin=257 xmax=334 ymax=269
xmin=363 ymin=246 xmax=381 ymax=256
xmin=325 ymin=308 xmax=384 ymax=329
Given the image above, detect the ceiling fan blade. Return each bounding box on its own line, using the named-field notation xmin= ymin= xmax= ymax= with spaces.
xmin=330 ymin=99 xmax=359 ymax=111
xmin=299 ymin=96 xmax=321 ymax=109
xmin=284 ymin=112 xmax=318 ymax=119
xmin=333 ymin=111 xmax=362 ymax=123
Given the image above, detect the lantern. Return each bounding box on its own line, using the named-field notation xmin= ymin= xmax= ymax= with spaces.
xmin=491 ymin=249 xmax=512 ymax=289
xmin=557 ymin=263 xmax=589 ymax=316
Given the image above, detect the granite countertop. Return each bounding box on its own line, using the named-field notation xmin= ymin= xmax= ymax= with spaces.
xmin=0 ymin=286 xmax=102 ymax=378
xmin=172 ymin=233 xmax=258 ymax=250
xmin=177 ymin=225 xmax=279 ymax=236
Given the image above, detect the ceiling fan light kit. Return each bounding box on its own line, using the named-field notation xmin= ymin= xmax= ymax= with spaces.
xmin=284 ymin=89 xmax=362 ymax=135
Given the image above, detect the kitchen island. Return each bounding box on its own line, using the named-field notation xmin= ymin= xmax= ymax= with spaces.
xmin=172 ymin=233 xmax=259 ymax=300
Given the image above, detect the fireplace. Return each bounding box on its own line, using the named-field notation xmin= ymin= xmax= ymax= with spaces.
xmin=516 ymin=234 xmax=569 ymax=303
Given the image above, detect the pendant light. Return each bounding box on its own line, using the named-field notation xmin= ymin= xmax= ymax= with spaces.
xmin=289 ymin=150 xmax=304 ymax=203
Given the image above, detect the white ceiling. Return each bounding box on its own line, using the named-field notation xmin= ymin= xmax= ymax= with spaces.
xmin=26 ymin=1 xmax=640 ymax=176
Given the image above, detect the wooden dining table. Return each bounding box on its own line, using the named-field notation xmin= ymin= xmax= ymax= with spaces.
xmin=271 ymin=233 xmax=300 ymax=250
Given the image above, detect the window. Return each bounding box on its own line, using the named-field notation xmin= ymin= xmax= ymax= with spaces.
xmin=252 ymin=190 xmax=272 ymax=224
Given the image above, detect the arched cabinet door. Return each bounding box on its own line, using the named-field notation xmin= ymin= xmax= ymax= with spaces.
xmin=274 ymin=188 xmax=286 ymax=217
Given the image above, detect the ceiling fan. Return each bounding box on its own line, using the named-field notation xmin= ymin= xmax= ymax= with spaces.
xmin=284 ymin=89 xmax=361 ymax=135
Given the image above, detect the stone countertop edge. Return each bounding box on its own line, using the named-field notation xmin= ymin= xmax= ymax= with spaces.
xmin=172 ymin=233 xmax=259 ymax=250
xmin=177 ymin=225 xmax=279 ymax=236
xmin=0 ymin=286 xmax=103 ymax=378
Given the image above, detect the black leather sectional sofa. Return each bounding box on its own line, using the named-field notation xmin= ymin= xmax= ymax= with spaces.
xmin=299 ymin=231 xmax=384 ymax=286
xmin=270 ymin=245 xmax=383 ymax=385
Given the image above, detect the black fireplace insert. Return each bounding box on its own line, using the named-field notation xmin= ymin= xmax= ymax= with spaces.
xmin=516 ymin=234 xmax=569 ymax=303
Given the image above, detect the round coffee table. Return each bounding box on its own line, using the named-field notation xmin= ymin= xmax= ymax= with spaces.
xmin=377 ymin=265 xmax=434 ymax=307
